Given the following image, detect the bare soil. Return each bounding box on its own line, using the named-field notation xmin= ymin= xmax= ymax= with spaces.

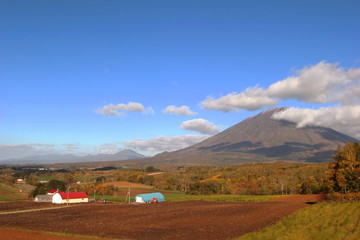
xmin=0 ymin=200 xmax=311 ymax=240
xmin=146 ymin=172 xmax=163 ymax=176
xmin=0 ymin=201 xmax=59 ymax=212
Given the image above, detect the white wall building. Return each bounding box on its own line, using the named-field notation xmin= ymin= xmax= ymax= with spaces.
xmin=52 ymin=192 xmax=88 ymax=204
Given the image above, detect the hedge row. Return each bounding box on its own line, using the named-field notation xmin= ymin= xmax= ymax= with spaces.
xmin=325 ymin=192 xmax=360 ymax=202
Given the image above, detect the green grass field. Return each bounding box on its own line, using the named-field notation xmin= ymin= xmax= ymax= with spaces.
xmin=0 ymin=184 xmax=17 ymax=194
xmin=164 ymin=193 xmax=276 ymax=202
xmin=96 ymin=191 xmax=277 ymax=203
xmin=236 ymin=203 xmax=360 ymax=240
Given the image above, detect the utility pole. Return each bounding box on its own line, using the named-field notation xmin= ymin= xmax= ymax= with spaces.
xmin=126 ymin=187 xmax=131 ymax=204
xmin=67 ymin=186 xmax=69 ymax=206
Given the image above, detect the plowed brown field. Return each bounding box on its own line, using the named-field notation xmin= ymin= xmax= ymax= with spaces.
xmin=0 ymin=198 xmax=314 ymax=240
xmin=0 ymin=201 xmax=61 ymax=212
xmin=0 ymin=228 xmax=109 ymax=240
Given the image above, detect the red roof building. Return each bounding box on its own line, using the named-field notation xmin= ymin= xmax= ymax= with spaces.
xmin=58 ymin=192 xmax=88 ymax=200
xmin=47 ymin=189 xmax=64 ymax=195
xmin=52 ymin=192 xmax=88 ymax=204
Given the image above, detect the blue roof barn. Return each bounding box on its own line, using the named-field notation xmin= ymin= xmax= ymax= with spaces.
xmin=134 ymin=192 xmax=165 ymax=203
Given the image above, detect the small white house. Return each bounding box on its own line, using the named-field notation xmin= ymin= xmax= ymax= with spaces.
xmin=52 ymin=192 xmax=88 ymax=204
xmin=16 ymin=178 xmax=25 ymax=184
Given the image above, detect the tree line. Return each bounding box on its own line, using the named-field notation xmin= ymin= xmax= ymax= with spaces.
xmin=7 ymin=142 xmax=360 ymax=199
xmin=123 ymin=163 xmax=328 ymax=195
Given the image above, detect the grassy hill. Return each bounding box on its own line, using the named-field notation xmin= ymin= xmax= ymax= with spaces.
xmin=237 ymin=202 xmax=360 ymax=240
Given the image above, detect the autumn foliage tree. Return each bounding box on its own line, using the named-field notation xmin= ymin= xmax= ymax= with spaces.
xmin=324 ymin=142 xmax=360 ymax=193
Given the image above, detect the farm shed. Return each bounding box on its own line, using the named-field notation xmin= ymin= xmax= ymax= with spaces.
xmin=52 ymin=192 xmax=88 ymax=204
xmin=134 ymin=192 xmax=165 ymax=203
xmin=34 ymin=194 xmax=53 ymax=203
xmin=16 ymin=178 xmax=25 ymax=184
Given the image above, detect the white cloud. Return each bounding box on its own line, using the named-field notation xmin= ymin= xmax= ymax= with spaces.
xmin=180 ymin=118 xmax=221 ymax=135
xmin=201 ymin=61 xmax=360 ymax=111
xmin=201 ymin=86 xmax=277 ymax=112
xmin=63 ymin=143 xmax=80 ymax=152
xmin=144 ymin=106 xmax=155 ymax=115
xmin=163 ymin=105 xmax=197 ymax=116
xmin=0 ymin=144 xmax=56 ymax=161
xmin=267 ymin=61 xmax=352 ymax=103
xmin=124 ymin=135 xmax=209 ymax=154
xmin=96 ymin=102 xmax=145 ymax=116
xmin=3 ymin=143 xmax=55 ymax=149
xmin=271 ymin=106 xmax=360 ymax=139
xmin=346 ymin=68 xmax=360 ymax=80
xmin=95 ymin=143 xmax=123 ymax=154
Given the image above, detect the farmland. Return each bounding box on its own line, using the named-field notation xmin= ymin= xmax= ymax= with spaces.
xmin=0 ymin=199 xmax=312 ymax=240
xmin=0 ymin=183 xmax=29 ymax=203
xmin=0 ymin=176 xmax=358 ymax=240
xmin=0 ymin=145 xmax=359 ymax=240
xmin=0 ymin=228 xmax=108 ymax=240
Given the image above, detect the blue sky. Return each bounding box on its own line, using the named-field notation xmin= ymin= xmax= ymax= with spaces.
xmin=1 ymin=0 xmax=360 ymax=160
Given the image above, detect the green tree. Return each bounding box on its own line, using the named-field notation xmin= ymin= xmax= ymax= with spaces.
xmin=324 ymin=142 xmax=360 ymax=193
xmin=298 ymin=176 xmax=321 ymax=194
xmin=145 ymin=166 xmax=156 ymax=172
xmin=30 ymin=183 xmax=47 ymax=198
xmin=96 ymin=176 xmax=106 ymax=184
xmin=141 ymin=175 xmax=155 ymax=186
xmin=30 ymin=179 xmax=66 ymax=198
xmin=47 ymin=179 xmax=66 ymax=191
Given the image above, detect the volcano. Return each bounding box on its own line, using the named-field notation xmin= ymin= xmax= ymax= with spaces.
xmin=147 ymin=108 xmax=359 ymax=165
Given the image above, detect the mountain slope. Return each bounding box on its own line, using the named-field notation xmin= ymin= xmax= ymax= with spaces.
xmin=147 ymin=108 xmax=359 ymax=165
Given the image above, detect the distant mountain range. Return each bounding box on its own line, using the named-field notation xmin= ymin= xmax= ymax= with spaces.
xmin=126 ymin=108 xmax=359 ymax=166
xmin=0 ymin=149 xmax=145 ymax=165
